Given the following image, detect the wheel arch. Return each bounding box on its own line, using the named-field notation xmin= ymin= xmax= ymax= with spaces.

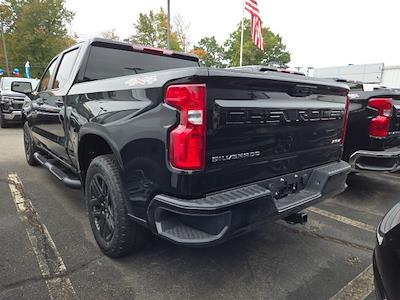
xmin=78 ymin=128 xmax=124 ymax=188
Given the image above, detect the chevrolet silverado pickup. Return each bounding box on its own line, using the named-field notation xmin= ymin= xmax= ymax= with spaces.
xmin=332 ymin=79 xmax=400 ymax=173
xmin=17 ymin=39 xmax=351 ymax=257
xmin=0 ymin=77 xmax=39 ymax=128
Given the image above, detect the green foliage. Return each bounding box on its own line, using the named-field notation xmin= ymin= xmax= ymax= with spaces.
xmin=1 ymin=0 xmax=75 ymax=77
xmin=129 ymin=8 xmax=183 ymax=52
xmin=192 ymin=36 xmax=226 ymax=68
xmin=0 ymin=4 xmax=13 ymax=67
xmin=224 ymin=19 xmax=290 ymax=67
xmin=129 ymin=11 xmax=290 ymax=68
xmin=0 ymin=3 xmax=13 ymax=29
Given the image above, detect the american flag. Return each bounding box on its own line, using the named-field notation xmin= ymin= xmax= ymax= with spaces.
xmin=245 ymin=0 xmax=264 ymax=50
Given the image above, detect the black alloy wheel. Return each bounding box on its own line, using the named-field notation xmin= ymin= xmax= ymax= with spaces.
xmin=85 ymin=155 xmax=147 ymax=257
xmin=89 ymin=174 xmax=115 ymax=242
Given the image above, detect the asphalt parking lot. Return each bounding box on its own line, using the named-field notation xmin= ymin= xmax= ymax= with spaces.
xmin=1 ymin=127 xmax=398 ymax=300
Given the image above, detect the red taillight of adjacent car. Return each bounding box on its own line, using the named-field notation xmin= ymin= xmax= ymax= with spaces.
xmin=341 ymin=96 xmax=350 ymax=144
xmin=368 ymin=98 xmax=393 ymax=138
xmin=165 ymin=84 xmax=207 ymax=170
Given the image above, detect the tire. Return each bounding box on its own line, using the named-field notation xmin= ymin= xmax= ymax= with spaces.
xmin=0 ymin=111 xmax=8 ymax=128
xmin=23 ymin=122 xmax=39 ymax=166
xmin=85 ymin=155 xmax=147 ymax=257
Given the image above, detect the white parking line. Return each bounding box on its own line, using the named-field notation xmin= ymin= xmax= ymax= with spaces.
xmin=8 ymin=173 xmax=77 ymax=300
xmin=329 ymin=264 xmax=374 ymax=300
xmin=307 ymin=206 xmax=376 ymax=300
xmin=308 ymin=206 xmax=376 ymax=233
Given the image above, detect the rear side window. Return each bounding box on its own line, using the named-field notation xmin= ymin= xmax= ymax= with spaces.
xmin=82 ymin=45 xmax=199 ymax=82
xmin=38 ymin=60 xmax=57 ymax=92
xmin=53 ymin=48 xmax=79 ymax=89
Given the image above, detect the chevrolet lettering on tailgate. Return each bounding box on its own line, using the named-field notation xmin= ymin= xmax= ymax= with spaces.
xmin=224 ymin=109 xmax=344 ymax=126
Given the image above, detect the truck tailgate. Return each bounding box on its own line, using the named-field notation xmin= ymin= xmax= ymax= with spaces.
xmin=203 ymin=71 xmax=349 ymax=192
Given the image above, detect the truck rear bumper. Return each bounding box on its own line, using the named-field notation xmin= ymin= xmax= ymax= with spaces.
xmin=147 ymin=160 xmax=350 ymax=246
xmin=349 ymin=146 xmax=400 ymax=172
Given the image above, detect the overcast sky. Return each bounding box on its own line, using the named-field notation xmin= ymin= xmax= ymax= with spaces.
xmin=65 ymin=0 xmax=400 ymax=69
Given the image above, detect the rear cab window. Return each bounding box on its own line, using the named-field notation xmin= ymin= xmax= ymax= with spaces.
xmin=82 ymin=42 xmax=200 ymax=82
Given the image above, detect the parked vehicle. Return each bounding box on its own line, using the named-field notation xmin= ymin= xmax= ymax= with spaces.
xmin=327 ymin=79 xmax=400 ymax=173
xmin=0 ymin=77 xmax=39 ymax=128
xmin=18 ymin=39 xmax=351 ymax=257
xmin=235 ymin=70 xmax=400 ymax=174
xmin=374 ymin=201 xmax=400 ymax=300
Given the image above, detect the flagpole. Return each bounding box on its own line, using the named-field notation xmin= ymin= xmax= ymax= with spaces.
xmin=167 ymin=0 xmax=171 ymax=50
xmin=239 ymin=0 xmax=245 ymax=67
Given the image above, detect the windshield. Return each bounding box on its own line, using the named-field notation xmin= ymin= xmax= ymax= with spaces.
xmin=1 ymin=78 xmax=39 ymax=91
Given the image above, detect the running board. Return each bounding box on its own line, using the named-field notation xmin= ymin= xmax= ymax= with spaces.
xmin=33 ymin=152 xmax=82 ymax=189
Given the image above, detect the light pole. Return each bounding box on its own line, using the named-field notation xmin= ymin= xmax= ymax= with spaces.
xmin=167 ymin=0 xmax=171 ymax=50
xmin=0 ymin=21 xmax=9 ymax=76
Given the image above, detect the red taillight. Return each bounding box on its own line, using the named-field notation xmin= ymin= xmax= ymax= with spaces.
xmin=165 ymin=84 xmax=207 ymax=170
xmin=370 ymin=116 xmax=391 ymax=137
xmin=369 ymin=98 xmax=393 ymax=117
xmin=368 ymin=98 xmax=393 ymax=138
xmin=341 ymin=96 xmax=350 ymax=144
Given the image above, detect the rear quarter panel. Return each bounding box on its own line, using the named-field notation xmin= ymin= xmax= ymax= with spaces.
xmin=343 ymin=91 xmax=400 ymax=160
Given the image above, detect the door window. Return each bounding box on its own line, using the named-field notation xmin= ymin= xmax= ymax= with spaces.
xmin=38 ymin=60 xmax=57 ymax=92
xmin=53 ymin=48 xmax=79 ymax=89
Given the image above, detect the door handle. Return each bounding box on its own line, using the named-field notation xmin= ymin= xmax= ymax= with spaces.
xmin=55 ymin=99 xmax=63 ymax=107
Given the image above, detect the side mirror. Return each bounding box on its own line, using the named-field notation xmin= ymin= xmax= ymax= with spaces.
xmin=11 ymin=81 xmax=33 ymax=95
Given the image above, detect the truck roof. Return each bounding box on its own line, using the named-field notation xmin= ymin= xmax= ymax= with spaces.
xmin=228 ymin=65 xmax=306 ymax=76
xmin=70 ymin=37 xmax=199 ymax=63
xmin=326 ymin=78 xmax=400 ymax=92
xmin=226 ymin=65 xmax=349 ymax=90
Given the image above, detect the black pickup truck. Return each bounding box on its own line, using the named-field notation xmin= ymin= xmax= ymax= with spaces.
xmin=16 ymin=39 xmax=351 ymax=257
xmin=236 ymin=69 xmax=400 ymax=174
xmin=332 ymin=79 xmax=400 ymax=173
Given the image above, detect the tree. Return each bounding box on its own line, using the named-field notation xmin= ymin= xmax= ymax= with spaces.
xmin=101 ymin=29 xmax=120 ymax=41
xmin=129 ymin=8 xmax=184 ymax=51
xmin=3 ymin=0 xmax=75 ymax=77
xmin=191 ymin=36 xmax=225 ymax=68
xmin=0 ymin=3 xmax=13 ymax=74
xmin=2 ymin=0 xmax=23 ymax=30
xmin=224 ymin=19 xmax=290 ymax=67
xmin=173 ymin=13 xmax=190 ymax=52
xmin=190 ymin=48 xmax=207 ymax=64
xmin=0 ymin=3 xmax=13 ymax=29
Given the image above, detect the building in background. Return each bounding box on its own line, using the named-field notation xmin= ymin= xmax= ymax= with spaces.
xmin=381 ymin=65 xmax=400 ymax=88
xmin=313 ymin=63 xmax=400 ymax=89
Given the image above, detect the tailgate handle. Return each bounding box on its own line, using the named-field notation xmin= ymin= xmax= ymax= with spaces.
xmin=289 ymin=84 xmax=317 ymax=97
